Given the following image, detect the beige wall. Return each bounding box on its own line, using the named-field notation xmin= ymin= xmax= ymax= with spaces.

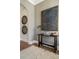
xmin=20 ymin=0 xmax=35 ymax=42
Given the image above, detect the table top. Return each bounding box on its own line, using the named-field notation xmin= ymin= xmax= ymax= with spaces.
xmin=38 ymin=32 xmax=59 ymax=37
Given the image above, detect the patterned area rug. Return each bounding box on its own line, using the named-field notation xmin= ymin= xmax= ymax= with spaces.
xmin=20 ymin=46 xmax=59 ymax=59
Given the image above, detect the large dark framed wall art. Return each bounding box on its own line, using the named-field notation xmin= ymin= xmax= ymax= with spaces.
xmin=41 ymin=6 xmax=58 ymax=31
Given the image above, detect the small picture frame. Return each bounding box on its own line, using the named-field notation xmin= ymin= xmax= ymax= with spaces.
xmin=22 ymin=15 xmax=28 ymax=24
xmin=22 ymin=25 xmax=28 ymax=34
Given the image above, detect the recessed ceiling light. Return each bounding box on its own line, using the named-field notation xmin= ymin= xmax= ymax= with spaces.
xmin=28 ymin=0 xmax=44 ymax=5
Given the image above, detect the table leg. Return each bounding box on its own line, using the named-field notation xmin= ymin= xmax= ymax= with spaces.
xmin=54 ymin=37 xmax=57 ymax=52
xmin=40 ymin=34 xmax=42 ymax=46
xmin=38 ymin=34 xmax=41 ymax=46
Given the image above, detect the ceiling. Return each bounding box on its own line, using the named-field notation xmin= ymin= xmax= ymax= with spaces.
xmin=28 ymin=0 xmax=45 ymax=5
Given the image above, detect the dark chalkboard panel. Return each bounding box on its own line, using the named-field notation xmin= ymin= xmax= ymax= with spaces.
xmin=41 ymin=6 xmax=58 ymax=31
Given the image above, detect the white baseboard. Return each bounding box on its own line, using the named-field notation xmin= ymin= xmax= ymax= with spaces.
xmin=28 ymin=40 xmax=38 ymax=44
xmin=21 ymin=39 xmax=38 ymax=44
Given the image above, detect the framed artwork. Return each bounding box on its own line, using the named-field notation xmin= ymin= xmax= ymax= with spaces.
xmin=22 ymin=25 xmax=28 ymax=34
xmin=41 ymin=6 xmax=58 ymax=31
xmin=22 ymin=15 xmax=28 ymax=24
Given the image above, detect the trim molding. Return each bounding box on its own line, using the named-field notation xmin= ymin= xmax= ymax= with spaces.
xmin=21 ymin=39 xmax=38 ymax=44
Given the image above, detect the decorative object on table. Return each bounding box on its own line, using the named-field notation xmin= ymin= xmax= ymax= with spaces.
xmin=22 ymin=15 xmax=28 ymax=24
xmin=36 ymin=25 xmax=42 ymax=34
xmin=37 ymin=25 xmax=41 ymax=29
xmin=41 ymin=6 xmax=58 ymax=31
xmin=50 ymin=32 xmax=59 ymax=36
xmin=37 ymin=25 xmax=42 ymax=31
xmin=22 ymin=25 xmax=28 ymax=34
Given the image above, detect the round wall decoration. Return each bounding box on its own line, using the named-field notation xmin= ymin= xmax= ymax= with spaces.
xmin=22 ymin=25 xmax=28 ymax=34
xmin=22 ymin=15 xmax=28 ymax=24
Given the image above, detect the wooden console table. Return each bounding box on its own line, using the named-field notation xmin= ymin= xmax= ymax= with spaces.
xmin=38 ymin=33 xmax=58 ymax=52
